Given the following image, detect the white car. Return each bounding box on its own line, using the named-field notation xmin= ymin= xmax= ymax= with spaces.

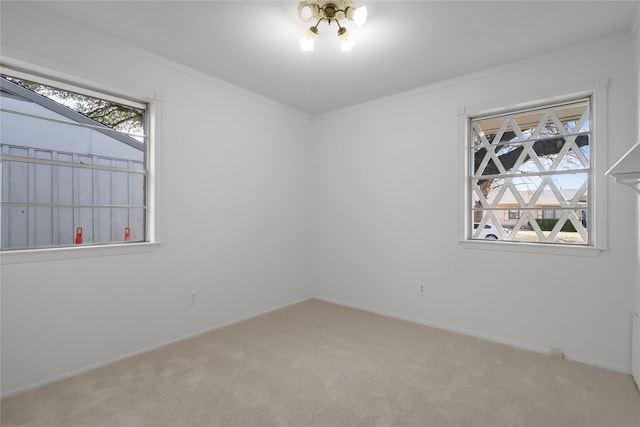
xmin=473 ymin=223 xmax=500 ymax=239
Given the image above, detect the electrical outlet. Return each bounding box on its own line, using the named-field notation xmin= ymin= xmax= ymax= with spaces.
xmin=550 ymin=349 xmax=564 ymax=359
xmin=418 ymin=283 xmax=426 ymax=295
xmin=189 ymin=291 xmax=197 ymax=305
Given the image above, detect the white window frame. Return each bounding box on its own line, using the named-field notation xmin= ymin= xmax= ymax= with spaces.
xmin=0 ymin=61 xmax=162 ymax=264
xmin=458 ymin=78 xmax=608 ymax=257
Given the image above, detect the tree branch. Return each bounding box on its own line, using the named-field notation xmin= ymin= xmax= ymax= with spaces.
xmin=474 ymin=134 xmax=589 ymax=177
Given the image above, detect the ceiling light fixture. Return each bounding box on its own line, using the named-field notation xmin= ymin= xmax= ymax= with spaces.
xmin=298 ymin=0 xmax=367 ymax=52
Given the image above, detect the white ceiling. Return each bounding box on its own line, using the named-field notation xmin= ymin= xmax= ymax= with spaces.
xmin=9 ymin=1 xmax=640 ymax=115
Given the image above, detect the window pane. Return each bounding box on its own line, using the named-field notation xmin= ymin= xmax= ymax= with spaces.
xmin=468 ymin=98 xmax=591 ymax=246
xmin=1 ymin=75 xmax=147 ymax=250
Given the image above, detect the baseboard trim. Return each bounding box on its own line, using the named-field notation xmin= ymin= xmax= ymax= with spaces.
xmin=4 ymin=295 xmax=630 ymax=398
xmin=314 ymin=296 xmax=632 ymax=376
xmin=1 ymin=296 xmax=313 ymax=399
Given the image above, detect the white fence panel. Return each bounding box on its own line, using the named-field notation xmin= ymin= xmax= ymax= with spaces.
xmin=1 ymin=144 xmax=144 ymax=249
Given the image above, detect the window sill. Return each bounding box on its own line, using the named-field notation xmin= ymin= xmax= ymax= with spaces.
xmin=459 ymin=240 xmax=604 ymax=257
xmin=0 ymin=242 xmax=161 ymax=265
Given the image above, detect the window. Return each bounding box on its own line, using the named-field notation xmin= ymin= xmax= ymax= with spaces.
xmin=467 ymin=98 xmax=591 ymax=245
xmin=1 ymin=74 xmax=149 ymax=250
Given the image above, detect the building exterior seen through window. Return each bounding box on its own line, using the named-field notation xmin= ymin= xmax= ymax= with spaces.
xmin=0 ymin=75 xmax=147 ymax=250
xmin=468 ymin=98 xmax=591 ymax=245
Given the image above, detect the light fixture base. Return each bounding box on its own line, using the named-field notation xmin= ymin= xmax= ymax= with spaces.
xmin=297 ymin=0 xmax=365 ymax=51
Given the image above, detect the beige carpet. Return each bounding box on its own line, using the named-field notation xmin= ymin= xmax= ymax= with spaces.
xmin=2 ymin=299 xmax=639 ymax=426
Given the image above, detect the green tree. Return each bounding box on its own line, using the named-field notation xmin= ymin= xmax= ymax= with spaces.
xmin=3 ymin=76 xmax=144 ymax=135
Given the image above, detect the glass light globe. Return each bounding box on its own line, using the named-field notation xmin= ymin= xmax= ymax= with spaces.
xmin=351 ymin=5 xmax=367 ymax=27
xmin=299 ymin=27 xmax=318 ymax=51
xmin=338 ymin=28 xmax=355 ymax=52
xmin=300 ymin=5 xmax=311 ymax=21
xmin=340 ymin=38 xmax=355 ymax=51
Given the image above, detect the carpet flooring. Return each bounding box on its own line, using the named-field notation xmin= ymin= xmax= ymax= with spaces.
xmin=1 ymin=299 xmax=639 ymax=426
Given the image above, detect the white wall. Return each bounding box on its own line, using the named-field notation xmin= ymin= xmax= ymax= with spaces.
xmin=632 ymin=2 xmax=640 ymax=385
xmin=1 ymin=4 xmax=313 ymax=395
xmin=634 ymin=0 xmax=640 ymax=304
xmin=312 ymin=34 xmax=638 ymax=373
xmin=2 ymin=2 xmax=639 ymax=398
